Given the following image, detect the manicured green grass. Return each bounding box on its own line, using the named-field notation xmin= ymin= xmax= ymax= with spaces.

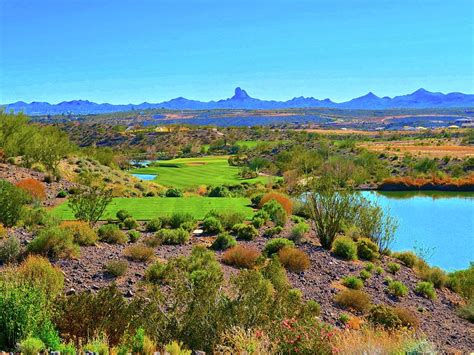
xmin=52 ymin=197 xmax=254 ymax=221
xmin=131 ymin=156 xmax=269 ymax=189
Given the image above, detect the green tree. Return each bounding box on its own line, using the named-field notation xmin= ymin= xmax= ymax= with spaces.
xmin=68 ymin=185 xmax=112 ymax=225
xmin=0 ymin=180 xmax=29 ymax=227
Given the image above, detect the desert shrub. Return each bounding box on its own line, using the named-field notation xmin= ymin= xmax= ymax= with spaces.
xmin=259 ymin=192 xmax=293 ymax=215
xmin=262 ymin=200 xmax=288 ymax=227
xmin=332 ymin=236 xmax=357 ymax=261
xmin=17 ymin=255 xmax=64 ymax=297
xmin=334 ymin=289 xmax=372 ymax=313
xmin=165 ymin=188 xmax=183 ymax=197
xmin=124 ymin=245 xmax=154 ymax=262
xmin=364 ymin=262 xmax=375 ymax=272
xmin=251 ymin=217 xmax=265 ymax=228
xmin=277 ymin=247 xmax=310 ymax=272
xmin=394 ymin=307 xmax=420 ymax=328
xmin=98 ymin=224 xmax=128 ymax=244
xmin=68 ymin=185 xmax=112 ymax=225
xmin=15 ymin=178 xmax=46 ymax=201
xmin=146 ymin=218 xmax=162 ymax=232
xmin=208 ymin=185 xmax=230 ymax=197
xmin=415 ymin=281 xmax=436 ymax=299
xmin=388 ymin=281 xmax=409 ymax=297
xmin=290 ymin=215 xmax=306 ymax=224
xmin=129 ymin=328 xmax=156 ymax=355
xmin=155 ymin=228 xmax=189 ymax=245
xmin=128 ymin=230 xmax=141 ymax=243
xmin=264 ymin=238 xmax=295 ymax=256
xmin=83 ymin=336 xmax=109 ymax=355
xmin=123 ymin=217 xmax=138 ymax=230
xmin=0 ymin=224 xmax=6 ymax=238
xmin=232 ymin=223 xmax=258 ymax=241
xmin=0 ymin=236 xmax=21 ymax=264
xmin=202 ymin=216 xmax=224 ymax=234
xmin=57 ymin=190 xmax=68 ymax=198
xmin=116 ymin=209 xmax=131 ymax=222
xmin=222 ymin=245 xmax=260 ymax=268
xmin=104 ymin=260 xmax=128 ymax=277
xmin=250 ymin=193 xmax=264 ymax=207
xmin=393 ymin=251 xmax=418 ymax=268
xmin=22 ymin=207 xmax=59 ymax=229
xmin=61 ymin=221 xmax=98 ymax=246
xmin=368 ymin=304 xmax=403 ymax=329
xmin=253 ymin=209 xmax=269 ymax=222
xmin=168 ymin=212 xmax=194 ymax=229
xmin=416 ymin=261 xmax=447 ymax=288
xmin=263 ymin=226 xmax=283 ymax=238
xmin=447 ymin=263 xmax=474 ymax=299
xmin=339 ymin=314 xmax=350 ymax=324
xmin=387 ymin=262 xmax=401 ymax=274
xmin=290 ymin=222 xmax=310 ymax=244
xmin=179 ymin=220 xmax=196 ymax=232
xmin=375 ymin=266 xmax=384 ymax=275
xmin=356 ymin=238 xmax=379 ymax=260
xmin=207 ymin=210 xmax=247 ymax=230
xmin=144 ymin=261 xmax=167 ymax=284
xmin=165 ymin=341 xmax=191 ymax=355
xmin=27 ymin=226 xmax=79 ymax=259
xmin=0 ymin=180 xmax=29 ymax=227
xmin=19 ymin=337 xmax=45 ymax=355
xmin=342 ymin=276 xmax=364 ymax=290
xmin=211 ymin=233 xmax=237 ymax=250
xmin=457 ymin=299 xmax=474 ymax=323
xmin=359 ymin=270 xmax=372 ymax=281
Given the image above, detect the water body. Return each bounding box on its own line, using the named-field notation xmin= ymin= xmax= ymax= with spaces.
xmin=132 ymin=173 xmax=156 ymax=181
xmin=362 ymin=191 xmax=474 ymax=271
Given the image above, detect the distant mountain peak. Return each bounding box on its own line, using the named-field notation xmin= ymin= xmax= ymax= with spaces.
xmin=362 ymin=92 xmax=379 ymax=99
xmin=232 ymin=87 xmax=251 ymax=100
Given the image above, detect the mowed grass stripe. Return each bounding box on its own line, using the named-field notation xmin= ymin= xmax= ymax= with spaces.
xmin=52 ymin=197 xmax=254 ymax=221
xmin=131 ymin=156 xmax=269 ymax=189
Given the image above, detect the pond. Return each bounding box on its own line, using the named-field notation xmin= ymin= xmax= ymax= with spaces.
xmin=362 ymin=191 xmax=474 ymax=271
xmin=132 ymin=173 xmax=156 ymax=181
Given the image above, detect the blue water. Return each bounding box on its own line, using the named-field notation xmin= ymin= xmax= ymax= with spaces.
xmin=132 ymin=173 xmax=156 ymax=181
xmin=362 ymin=191 xmax=474 ymax=271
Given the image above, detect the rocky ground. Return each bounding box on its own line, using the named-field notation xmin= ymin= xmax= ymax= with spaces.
xmin=8 ymin=223 xmax=473 ymax=353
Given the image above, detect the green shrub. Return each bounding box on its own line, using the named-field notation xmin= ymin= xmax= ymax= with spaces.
xmin=356 ymin=238 xmax=379 ymax=260
xmin=290 ymin=215 xmax=306 ymax=224
xmin=393 ymin=251 xmax=418 ymax=268
xmin=61 ymin=221 xmax=98 ymax=246
xmin=262 ymin=200 xmax=287 ymax=227
xmin=263 ymin=226 xmax=283 ymax=237
xmin=277 ymin=247 xmax=310 ymax=272
xmin=83 ymin=336 xmax=109 ymax=355
xmin=415 ymin=281 xmax=436 ymax=299
xmin=28 ymin=226 xmax=79 ymax=259
xmin=251 ymin=217 xmax=265 ymax=228
xmin=168 ymin=212 xmax=194 ymax=229
xmin=208 ymin=185 xmax=230 ymax=197
xmin=0 ymin=180 xmax=29 ymax=227
xmin=375 ymin=266 xmax=384 ymax=275
xmin=253 ymin=209 xmax=269 ymax=223
xmin=0 ymin=236 xmax=21 ymax=264
xmin=17 ymin=255 xmax=65 ymax=298
xmin=368 ymin=304 xmax=402 ymax=329
xmin=207 ymin=210 xmax=246 ymax=230
xmin=338 ymin=314 xmax=350 ymax=324
xmin=359 ymin=270 xmax=372 ymax=281
xmin=342 ymin=276 xmax=364 ymax=290
xmin=394 ymin=307 xmax=420 ymax=329
xmin=388 ymin=281 xmax=409 ymax=297
xmin=334 ymin=289 xmax=372 ymax=313
xmin=56 ymin=190 xmax=68 ymax=198
xmin=22 ymin=208 xmax=59 ymax=229
xmin=211 ymin=233 xmax=237 ymax=250
xmin=250 ymin=193 xmax=264 ymax=207
xmin=116 ymin=209 xmax=131 ymax=222
xmin=124 ymin=245 xmax=154 ymax=262
xmin=364 ymin=262 xmax=375 ymax=272
xmin=155 ymin=228 xmax=189 ymax=245
xmin=232 ymin=223 xmax=258 ymax=241
xmin=128 ymin=230 xmax=141 ymax=243
xmin=387 ymin=262 xmax=401 ymax=274
xmin=202 ymin=216 xmax=224 ymax=234
xmin=165 ymin=188 xmax=183 ymax=197
xmin=98 ymin=224 xmax=128 ymax=244
xmin=19 ymin=337 xmax=45 ymax=355
xmin=104 ymin=260 xmax=128 ymax=277
xmin=447 ymin=263 xmax=474 ymax=299
xmin=146 ymin=218 xmax=162 ymax=232
xmin=416 ymin=262 xmax=447 ymax=288
xmin=331 ymin=236 xmax=357 ymax=261
xmin=123 ymin=217 xmax=138 ymax=230
xmin=144 ymin=261 xmax=167 ymax=284
xmin=263 ymin=238 xmax=295 ymax=256
xmin=457 ymin=299 xmax=474 ymax=323
xmin=290 ymin=222 xmax=310 ymax=244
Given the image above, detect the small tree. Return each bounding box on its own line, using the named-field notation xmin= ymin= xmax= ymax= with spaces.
xmin=68 ymin=185 xmax=112 ymax=225
xmin=305 ymin=177 xmax=360 ymax=249
xmin=0 ymin=180 xmax=29 ymax=227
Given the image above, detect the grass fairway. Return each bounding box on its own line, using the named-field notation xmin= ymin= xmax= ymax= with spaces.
xmin=53 ymin=197 xmax=254 ymax=221
xmin=131 ymin=156 xmax=269 ymax=189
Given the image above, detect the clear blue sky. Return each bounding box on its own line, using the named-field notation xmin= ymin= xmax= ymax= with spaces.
xmin=0 ymin=0 xmax=473 ymax=104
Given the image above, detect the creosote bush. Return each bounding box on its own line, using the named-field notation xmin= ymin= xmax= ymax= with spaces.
xmin=98 ymin=224 xmax=128 ymax=244
xmin=232 ymin=223 xmax=258 ymax=241
xmin=202 ymin=216 xmax=223 ymax=234
xmin=393 ymin=251 xmax=418 ymax=268
xmin=277 ymin=247 xmax=310 ymax=272
xmin=356 ymin=237 xmax=379 ymax=261
xmin=27 ymin=226 xmax=79 ymax=259
xmin=222 ymin=245 xmax=260 ymax=269
xmin=146 ymin=218 xmax=162 ymax=232
xmin=342 ymin=276 xmax=364 ymax=290
xmin=335 ymin=289 xmax=372 ymax=313
xmin=211 ymin=233 xmax=237 ymax=250
xmin=124 ymin=245 xmax=154 ymax=262
xmin=104 ymin=260 xmax=129 ymax=277
xmin=263 ymin=238 xmax=294 ymax=256
xmin=387 ymin=262 xmax=401 ymax=274
xmin=61 ymin=221 xmax=98 ymax=246
xmin=388 ymin=281 xmax=409 ymax=298
xmin=155 ymin=228 xmax=189 ymax=245
xmin=123 ymin=217 xmax=138 ymax=230
xmin=415 ymin=281 xmax=436 ymax=299
xmin=261 ymin=200 xmax=288 ymax=227
xmin=332 ymin=236 xmax=357 ymax=261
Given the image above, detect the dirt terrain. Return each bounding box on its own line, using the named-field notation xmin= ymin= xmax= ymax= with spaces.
xmin=359 ymin=140 xmax=474 ymax=158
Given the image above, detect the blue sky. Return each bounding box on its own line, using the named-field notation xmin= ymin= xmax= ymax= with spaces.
xmin=0 ymin=0 xmax=473 ymax=104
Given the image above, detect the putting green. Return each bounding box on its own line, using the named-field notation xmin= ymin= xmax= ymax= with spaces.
xmin=52 ymin=196 xmax=254 ymax=221
xmin=131 ymin=156 xmax=269 ymax=189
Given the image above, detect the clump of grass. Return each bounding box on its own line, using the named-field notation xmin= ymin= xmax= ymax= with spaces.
xmin=388 ymin=281 xmax=409 ymax=298
xmin=124 ymin=245 xmax=154 ymax=262
xmin=334 ymin=289 xmax=372 ymax=313
xmin=342 ymin=276 xmax=364 ymax=290
xmin=387 ymin=262 xmax=401 ymax=274
xmin=104 ymin=260 xmax=128 ymax=277
xmin=414 ymin=281 xmax=436 ymax=299
xmin=222 ymin=245 xmax=260 ymax=269
xmin=332 ymin=236 xmax=357 ymax=261
xmin=277 ymin=247 xmax=310 ymax=272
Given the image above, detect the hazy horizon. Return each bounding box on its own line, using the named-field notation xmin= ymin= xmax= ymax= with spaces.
xmin=1 ymin=0 xmax=473 ymax=104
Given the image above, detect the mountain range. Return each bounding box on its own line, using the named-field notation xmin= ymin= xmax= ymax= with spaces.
xmin=3 ymin=87 xmax=474 ymax=115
